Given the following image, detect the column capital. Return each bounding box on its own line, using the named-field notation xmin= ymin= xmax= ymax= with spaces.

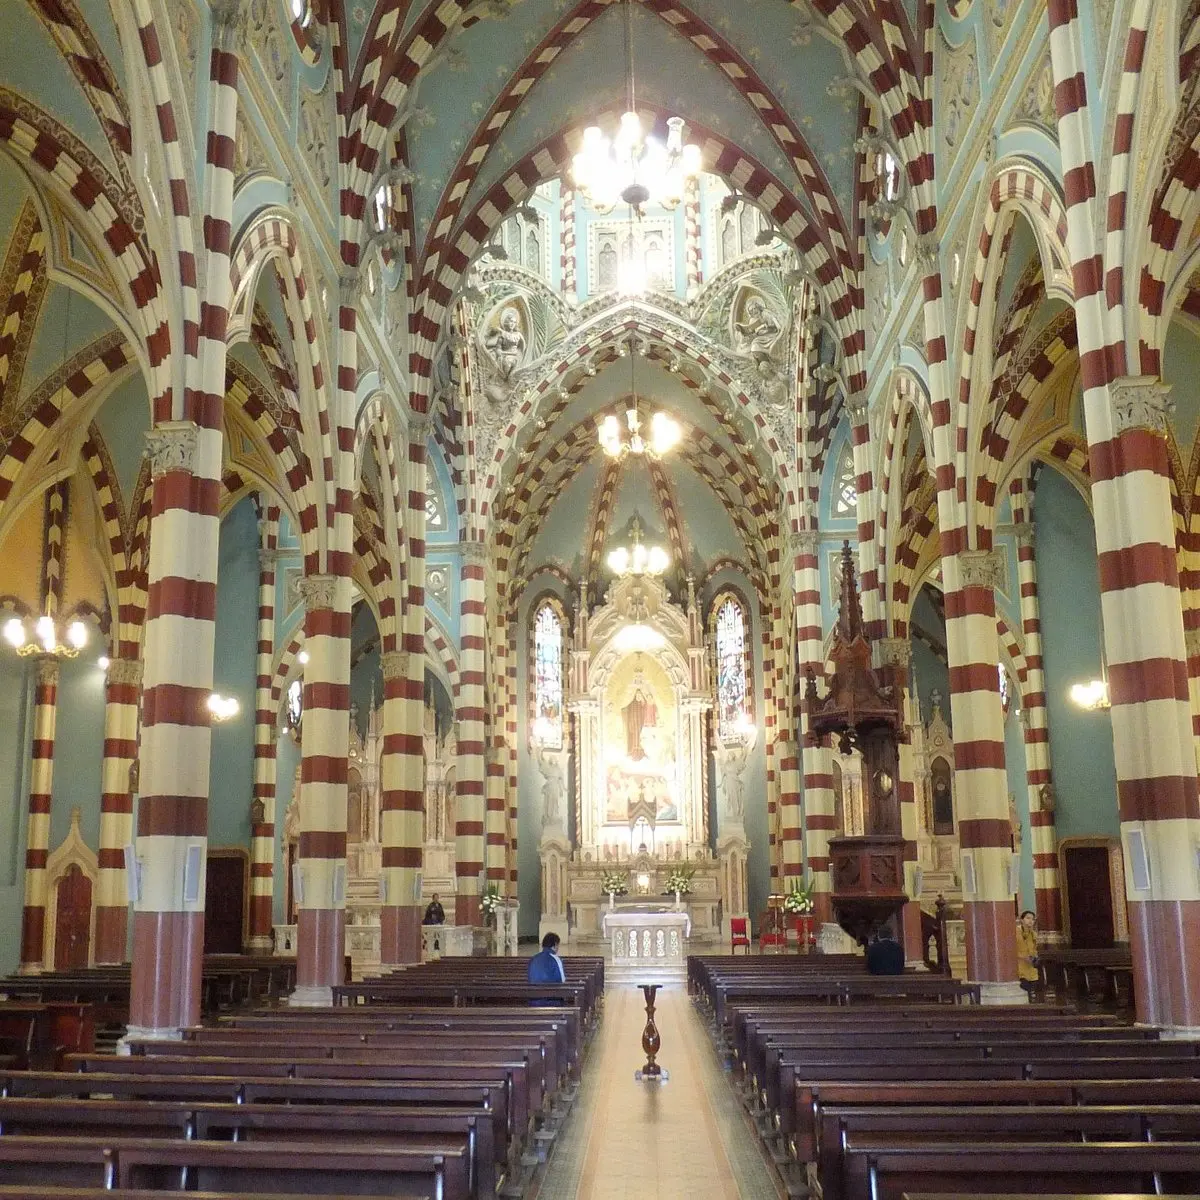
xmin=34 ymin=656 xmax=60 ymax=686
xmin=1011 ymin=521 xmax=1035 ymax=549
xmin=843 ymin=392 xmax=869 ymax=423
xmin=1110 ymin=375 xmax=1173 ymax=437
xmin=957 ymin=547 xmax=1005 ymax=591
xmin=338 ymin=270 xmax=361 ymax=309
xmin=209 ymin=0 xmax=249 ymax=45
xmin=259 ymin=547 xmax=279 ymax=569
xmin=297 ymin=573 xmax=338 ymax=613
xmin=380 ymin=649 xmax=408 ymax=681
xmin=874 ymin=638 xmax=911 ymax=669
xmin=409 ymin=414 xmax=433 ymax=442
xmin=460 ymin=539 xmax=488 ymax=565
xmin=106 ymin=657 xmax=143 ymax=687
xmin=1185 ymin=627 xmax=1200 ymax=661
xmin=916 ymin=233 xmax=940 ymax=269
xmin=144 ymin=421 xmax=199 ymax=479
xmin=789 ymin=530 xmax=820 ymax=560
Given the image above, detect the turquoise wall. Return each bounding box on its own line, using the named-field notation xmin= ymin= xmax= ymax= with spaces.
xmin=49 ymin=655 xmax=107 ymax=851
xmin=1004 ymin=691 xmax=1034 ymax=913
xmin=208 ymin=496 xmax=259 ymax=850
xmin=1032 ymin=468 xmax=1119 ymax=840
xmin=350 ymin=603 xmax=382 ymax=738
xmin=273 ymin=733 xmax=301 ymax=924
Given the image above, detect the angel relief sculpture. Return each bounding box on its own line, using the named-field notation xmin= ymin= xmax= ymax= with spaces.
xmin=484 ymin=306 xmax=527 ymax=380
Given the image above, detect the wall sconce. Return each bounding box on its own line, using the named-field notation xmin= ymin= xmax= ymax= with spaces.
xmin=207 ymin=693 xmax=240 ymax=722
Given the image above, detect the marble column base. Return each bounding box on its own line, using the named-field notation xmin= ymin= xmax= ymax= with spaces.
xmin=288 ymin=984 xmax=334 ymax=1007
xmin=975 ymin=980 xmax=1029 ymax=1006
xmin=118 ymin=1024 xmax=184 ymax=1055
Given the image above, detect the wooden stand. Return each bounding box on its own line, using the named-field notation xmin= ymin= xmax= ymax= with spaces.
xmin=635 ymin=983 xmax=667 ymax=1082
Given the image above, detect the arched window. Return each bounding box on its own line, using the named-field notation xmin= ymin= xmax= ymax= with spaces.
xmin=834 ymin=444 xmax=857 ymax=515
xmin=286 ymin=678 xmax=303 ymax=734
xmin=713 ymin=595 xmax=750 ymax=739
xmin=531 ymin=601 xmax=565 ymax=749
xmin=876 ymin=149 xmax=901 ymax=204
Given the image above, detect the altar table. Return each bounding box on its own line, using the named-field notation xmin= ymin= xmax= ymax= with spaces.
xmin=601 ymin=909 xmax=691 ymax=984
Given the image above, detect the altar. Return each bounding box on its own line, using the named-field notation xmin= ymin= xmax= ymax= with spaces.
xmin=601 ymin=906 xmax=691 ymax=984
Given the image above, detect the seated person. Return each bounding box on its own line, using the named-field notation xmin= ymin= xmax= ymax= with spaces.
xmin=1016 ymin=909 xmax=1039 ymax=993
xmin=528 ymin=932 xmax=566 ymax=989
xmin=422 ymin=892 xmax=445 ymax=925
xmin=865 ymin=926 xmax=905 ymax=975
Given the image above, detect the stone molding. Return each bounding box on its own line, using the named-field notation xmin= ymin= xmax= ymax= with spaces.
xmin=106 ymin=658 xmax=143 ymax=687
xmin=1011 ymin=521 xmax=1035 ymax=548
xmin=259 ymin=547 xmax=279 ymax=569
xmin=144 ymin=421 xmax=199 ymax=479
xmin=957 ymin=548 xmax=1005 ymax=591
xmin=459 ymin=540 xmax=488 ymax=565
xmin=790 ymin=530 xmax=820 ymax=560
xmin=380 ymin=650 xmax=408 ymax=681
xmin=916 ymin=233 xmax=941 ymax=268
xmin=297 ymin=573 xmax=338 ymax=613
xmin=409 ymin=414 xmax=434 ymax=441
xmin=1110 ymin=375 xmax=1173 ymax=437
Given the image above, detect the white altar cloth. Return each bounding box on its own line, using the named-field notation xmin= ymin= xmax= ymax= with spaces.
xmin=602 ymin=909 xmax=690 ymax=983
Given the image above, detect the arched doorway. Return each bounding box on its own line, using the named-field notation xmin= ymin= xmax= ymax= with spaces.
xmin=54 ymin=865 xmax=92 ymax=970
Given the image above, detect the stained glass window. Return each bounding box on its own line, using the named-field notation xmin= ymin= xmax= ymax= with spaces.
xmin=287 ymin=678 xmax=303 ymax=732
xmin=998 ymin=662 xmax=1010 ymax=713
xmin=532 ymin=602 xmax=564 ymax=749
xmin=715 ymin=597 xmax=749 ymax=739
xmin=425 ymin=491 xmax=446 ymax=531
xmin=834 ymin=444 xmax=857 ymax=515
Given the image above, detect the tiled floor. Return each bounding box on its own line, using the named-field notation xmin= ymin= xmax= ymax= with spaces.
xmin=535 ymin=986 xmax=783 ymax=1200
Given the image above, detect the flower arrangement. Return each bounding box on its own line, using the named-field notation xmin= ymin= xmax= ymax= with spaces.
xmin=662 ymin=864 xmax=695 ymax=896
xmin=600 ymin=870 xmax=629 ymax=896
xmin=480 ymin=884 xmax=503 ymax=922
xmin=782 ymin=877 xmax=815 ymax=915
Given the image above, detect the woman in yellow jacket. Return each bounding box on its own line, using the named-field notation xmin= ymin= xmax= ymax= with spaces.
xmin=1016 ymin=909 xmax=1039 ymax=994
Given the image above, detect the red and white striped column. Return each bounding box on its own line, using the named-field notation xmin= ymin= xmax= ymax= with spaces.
xmin=18 ymin=657 xmax=59 ymax=972
xmin=457 ymin=541 xmax=489 ymax=920
xmin=1048 ymin=0 xmax=1200 ymax=1028
xmin=248 ymin=517 xmax=279 ymax=952
xmin=379 ymin=648 xmax=422 ymax=965
xmin=1008 ymin=491 xmax=1061 ymax=937
xmin=684 ymin=175 xmax=703 ymax=299
xmin=94 ymin=657 xmax=141 ymax=963
xmin=942 ymin=549 xmax=1022 ymax=1001
xmin=486 ymin=602 xmax=511 ymax=894
xmin=878 ymin=639 xmax=923 ymax=963
xmin=845 ymin=394 xmax=883 ymax=640
xmin=127 ymin=9 xmax=239 ymax=1036
xmin=794 ymin=530 xmax=835 ymax=923
xmin=559 ymin=185 xmax=576 ymax=298
xmin=291 ymin=574 xmax=351 ymax=1004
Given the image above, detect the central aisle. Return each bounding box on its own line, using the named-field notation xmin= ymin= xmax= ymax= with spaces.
xmin=536 ymin=986 xmax=782 ymax=1200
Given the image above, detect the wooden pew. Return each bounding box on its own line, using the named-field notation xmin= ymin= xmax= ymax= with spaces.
xmin=0 ymin=1190 xmax=422 ymax=1200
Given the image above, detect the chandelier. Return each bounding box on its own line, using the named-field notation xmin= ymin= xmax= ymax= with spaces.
xmin=607 ymin=518 xmax=669 ymax=577
xmin=2 ymin=614 xmax=89 ymax=658
xmin=1069 ymin=679 xmax=1110 ymax=711
xmin=598 ymin=346 xmax=681 ymax=459
xmin=571 ymin=0 xmax=701 ymax=216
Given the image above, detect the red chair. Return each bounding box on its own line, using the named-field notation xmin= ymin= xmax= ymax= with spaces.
xmin=730 ymin=916 xmax=750 ymax=954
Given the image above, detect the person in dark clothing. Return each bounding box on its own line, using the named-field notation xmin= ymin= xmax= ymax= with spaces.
xmin=865 ymin=927 xmax=905 ymax=975
xmin=422 ymin=893 xmax=445 ymax=925
xmin=527 ymin=932 xmax=566 ymax=983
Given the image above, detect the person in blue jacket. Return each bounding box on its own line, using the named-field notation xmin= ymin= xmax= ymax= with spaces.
xmin=528 ymin=931 xmax=566 ymax=984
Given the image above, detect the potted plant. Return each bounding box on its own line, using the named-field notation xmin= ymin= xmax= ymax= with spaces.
xmin=600 ymin=870 xmax=629 ymax=910
xmin=782 ymin=877 xmax=816 ymax=951
xmin=663 ymin=865 xmax=695 ymax=909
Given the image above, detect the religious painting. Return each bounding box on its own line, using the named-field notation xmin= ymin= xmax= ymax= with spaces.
xmin=601 ymin=654 xmax=679 ymax=825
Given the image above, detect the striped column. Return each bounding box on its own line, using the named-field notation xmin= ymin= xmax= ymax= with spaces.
xmin=1010 ymin=511 xmax=1061 ymax=936
xmin=505 ymin=620 xmax=520 ymax=890
xmin=130 ymin=420 xmax=221 ymax=1037
xmin=795 ymin=531 xmax=835 ymax=923
xmin=762 ymin=617 xmax=781 ymax=886
xmin=247 ymin=534 xmax=278 ymax=951
xmin=397 ymin=415 xmax=430 ymax=929
xmin=879 ymin=639 xmax=922 ymax=963
xmin=684 ymin=176 xmax=703 ymax=298
xmin=94 ymin=657 xmax=141 ymax=963
xmin=487 ymin=606 xmax=511 ymax=893
xmin=18 ymin=657 xmax=59 ymax=972
xmin=942 ymin=549 xmax=1022 ymax=1001
xmin=457 ymin=541 xmax=489 ymax=920
xmin=559 ymin=185 xmax=576 ymax=298
xmin=379 ymin=648 xmax=422 ymax=965
xmin=291 ymin=574 xmax=351 ymax=1005
xmin=1093 ymin=377 xmax=1200 ymax=1029
xmin=776 ymin=597 xmax=804 ymax=887
xmin=845 ymin=395 xmax=883 ymax=639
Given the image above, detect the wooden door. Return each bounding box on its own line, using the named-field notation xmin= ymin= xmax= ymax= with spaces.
xmin=1064 ymin=845 xmax=1114 ymax=949
xmin=54 ymin=865 xmax=92 ymax=970
xmin=204 ymin=854 xmax=246 ymax=955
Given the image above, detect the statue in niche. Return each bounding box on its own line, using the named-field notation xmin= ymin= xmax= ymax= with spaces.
xmin=623 ymin=688 xmax=658 ymax=762
xmin=483 ymin=306 xmax=527 ymax=381
xmin=714 ymin=738 xmax=750 ymax=823
xmin=931 ymin=756 xmax=954 ymax=835
xmin=735 ymin=295 xmax=782 ymax=366
xmin=535 ymin=743 xmax=566 ymax=829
